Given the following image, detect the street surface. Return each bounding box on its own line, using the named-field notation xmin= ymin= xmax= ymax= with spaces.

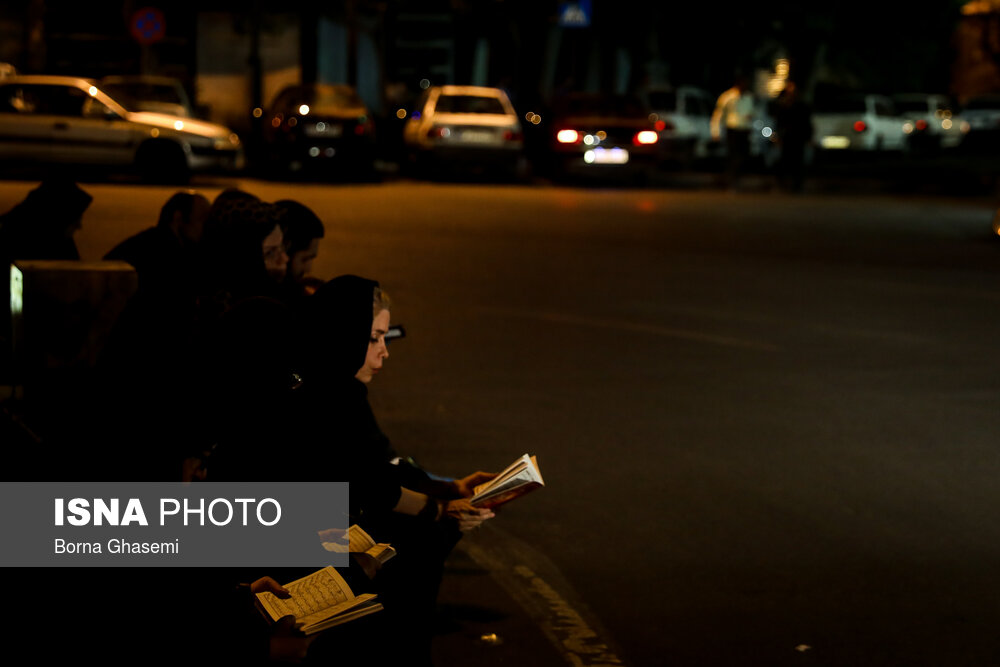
xmin=3 ymin=176 xmax=1000 ymax=665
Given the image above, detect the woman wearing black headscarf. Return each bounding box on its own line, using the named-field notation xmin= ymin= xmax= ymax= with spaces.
xmin=296 ymin=275 xmax=496 ymax=665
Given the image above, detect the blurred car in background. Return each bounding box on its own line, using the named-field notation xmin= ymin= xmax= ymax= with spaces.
xmin=643 ymin=85 xmax=716 ymax=166
xmin=893 ymin=93 xmax=968 ymax=153
xmin=544 ymin=92 xmax=659 ymax=181
xmin=812 ymin=93 xmax=905 ymax=153
xmin=956 ymin=94 xmax=1000 ymax=154
xmin=99 ymin=75 xmax=194 ymax=118
xmin=403 ymin=85 xmax=523 ymax=178
xmin=0 ymin=75 xmax=242 ymax=181
xmin=258 ymin=83 xmax=376 ymax=177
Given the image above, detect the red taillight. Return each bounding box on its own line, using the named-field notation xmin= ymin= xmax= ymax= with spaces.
xmin=557 ymin=129 xmax=580 ymax=144
xmin=427 ymin=126 xmax=450 ymax=139
xmin=634 ymin=130 xmax=658 ymax=145
xmin=655 ymin=120 xmax=673 ymax=131
xmin=915 ymin=119 xmax=928 ymax=131
xmin=503 ymin=129 xmax=523 ymax=141
xmin=853 ymin=120 xmax=867 ymax=132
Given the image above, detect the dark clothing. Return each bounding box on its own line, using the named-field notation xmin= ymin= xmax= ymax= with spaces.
xmin=104 ymin=225 xmax=198 ymax=298
xmin=773 ymin=96 xmax=813 ymax=192
xmin=0 ymin=180 xmax=89 ymax=380
xmin=725 ymin=128 xmax=751 ymax=188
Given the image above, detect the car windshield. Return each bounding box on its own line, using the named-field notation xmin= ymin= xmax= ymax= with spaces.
xmin=434 ymin=94 xmax=506 ymax=114
xmin=275 ymin=85 xmax=364 ymax=114
xmin=553 ymin=95 xmax=647 ymax=117
xmin=102 ymin=83 xmax=184 ymax=110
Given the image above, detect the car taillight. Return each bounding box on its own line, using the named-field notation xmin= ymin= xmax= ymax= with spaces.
xmin=915 ymin=119 xmax=928 ymax=131
xmin=503 ymin=129 xmax=523 ymax=141
xmin=655 ymin=120 xmax=673 ymax=132
xmin=557 ymin=129 xmax=580 ymax=143
xmin=634 ymin=130 xmax=658 ymax=145
xmin=853 ymin=120 xmax=867 ymax=132
xmin=427 ymin=126 xmax=451 ymax=138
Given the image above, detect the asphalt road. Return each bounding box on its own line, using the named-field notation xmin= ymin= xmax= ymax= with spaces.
xmin=3 ymin=177 xmax=1000 ymax=666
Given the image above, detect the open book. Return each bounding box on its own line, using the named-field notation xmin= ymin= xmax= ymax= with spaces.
xmin=256 ymin=566 xmax=382 ymax=635
xmin=470 ymin=453 xmax=544 ymax=509
xmin=320 ymin=524 xmax=396 ymax=566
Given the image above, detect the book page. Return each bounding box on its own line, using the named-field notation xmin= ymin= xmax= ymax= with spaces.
xmin=298 ymin=593 xmax=379 ymax=632
xmin=474 ymin=468 xmax=534 ymax=501
xmin=257 ymin=566 xmax=355 ymax=622
xmin=348 ymin=524 xmax=377 ymax=552
xmin=366 ymin=542 xmax=396 ymax=564
xmin=321 ymin=524 xmax=378 ymax=554
xmin=473 ymin=454 xmax=531 ymax=496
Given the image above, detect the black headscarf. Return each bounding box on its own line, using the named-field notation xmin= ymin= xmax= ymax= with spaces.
xmin=197 ymin=189 xmax=281 ymax=303
xmin=301 ymin=274 xmax=380 ymax=383
xmin=0 ymin=178 xmax=91 ymax=260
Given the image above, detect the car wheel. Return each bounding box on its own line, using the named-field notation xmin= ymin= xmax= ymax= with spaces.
xmin=136 ymin=140 xmax=190 ymax=184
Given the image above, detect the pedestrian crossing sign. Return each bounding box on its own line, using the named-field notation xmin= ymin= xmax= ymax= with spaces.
xmin=558 ymin=1 xmax=592 ymax=28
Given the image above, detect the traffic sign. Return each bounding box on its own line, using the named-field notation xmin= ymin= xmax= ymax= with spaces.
xmin=131 ymin=7 xmax=166 ymax=46
xmin=558 ymin=1 xmax=591 ymax=28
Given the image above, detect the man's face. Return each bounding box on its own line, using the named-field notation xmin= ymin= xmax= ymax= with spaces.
xmin=262 ymin=225 xmax=289 ymax=280
xmin=287 ymin=238 xmax=321 ymax=283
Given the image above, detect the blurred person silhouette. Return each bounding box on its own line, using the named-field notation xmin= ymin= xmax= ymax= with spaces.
xmin=104 ymin=190 xmax=210 ymax=296
xmin=712 ymin=74 xmax=756 ymax=190
xmin=0 ymin=177 xmax=91 ymax=261
xmin=0 ymin=178 xmax=91 ymax=382
xmin=771 ymin=81 xmax=813 ymax=193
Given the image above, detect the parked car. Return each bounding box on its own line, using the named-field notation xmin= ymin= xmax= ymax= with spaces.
xmin=644 ymin=85 xmax=717 ymax=165
xmin=0 ymin=75 xmax=242 ymax=181
xmin=402 ymin=85 xmax=523 ymax=177
xmin=956 ymin=94 xmax=1000 ymax=154
xmin=259 ymin=83 xmax=376 ymax=177
xmin=893 ymin=93 xmax=968 ymax=152
xmin=812 ymin=93 xmax=906 ymax=152
xmin=544 ymin=92 xmax=659 ymax=180
xmin=99 ymin=75 xmax=194 ymax=118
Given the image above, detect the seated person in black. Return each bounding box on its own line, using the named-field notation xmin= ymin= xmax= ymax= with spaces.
xmin=297 ymin=275 xmax=497 ymax=665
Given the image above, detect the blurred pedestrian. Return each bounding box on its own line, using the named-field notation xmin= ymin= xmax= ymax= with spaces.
xmin=711 ymin=74 xmax=756 ymax=190
xmin=772 ymin=81 xmax=813 ymax=193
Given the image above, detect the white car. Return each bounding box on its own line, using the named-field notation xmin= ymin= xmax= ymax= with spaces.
xmin=957 ymin=95 xmax=1000 ymax=154
xmin=644 ymin=86 xmax=717 ymax=163
xmin=403 ymin=85 xmax=523 ymax=174
xmin=893 ymin=94 xmax=968 ymax=151
xmin=812 ymin=93 xmax=906 ymax=152
xmin=0 ymin=75 xmax=242 ymax=181
xmin=99 ymin=75 xmax=194 ymax=118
